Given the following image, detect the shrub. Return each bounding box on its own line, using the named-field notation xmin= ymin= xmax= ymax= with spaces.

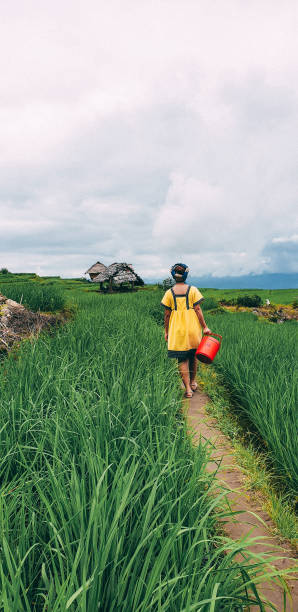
xmin=162 ymin=277 xmax=175 ymax=290
xmin=0 ymin=282 xmax=66 ymax=312
xmin=0 ymin=268 xmax=10 ymax=274
xmin=220 ymin=298 xmax=237 ymax=306
xmin=236 ymin=294 xmax=262 ymax=308
xmin=292 ymin=299 xmax=298 ymax=310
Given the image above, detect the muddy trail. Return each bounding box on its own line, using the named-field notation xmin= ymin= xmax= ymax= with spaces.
xmin=185 ymin=389 xmax=297 ymax=612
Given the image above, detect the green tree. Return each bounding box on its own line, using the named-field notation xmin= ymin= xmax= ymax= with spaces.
xmin=162 ymin=277 xmax=175 ymax=290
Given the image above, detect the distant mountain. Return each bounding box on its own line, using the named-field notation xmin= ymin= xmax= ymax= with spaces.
xmin=146 ymin=273 xmax=298 ymax=290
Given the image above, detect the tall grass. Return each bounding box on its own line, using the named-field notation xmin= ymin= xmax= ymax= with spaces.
xmin=205 ymin=312 xmax=298 ymax=495
xmin=0 ymin=281 xmax=65 ymax=312
xmin=150 ymin=290 xmax=297 ymax=495
xmin=0 ymin=292 xmax=281 ymax=610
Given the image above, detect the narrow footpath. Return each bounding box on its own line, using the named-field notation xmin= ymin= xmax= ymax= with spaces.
xmin=185 ymin=389 xmax=297 ymax=612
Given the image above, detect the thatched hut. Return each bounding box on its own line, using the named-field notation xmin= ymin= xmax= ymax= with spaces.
xmin=127 ymin=265 xmax=145 ymax=287
xmin=108 ymin=263 xmax=136 ymax=280
xmin=85 ymin=261 xmax=108 ymax=281
xmin=92 ymin=271 xmax=110 ymax=283
xmin=107 ymin=263 xmax=138 ymax=291
xmin=92 ymin=269 xmax=110 ymax=291
xmin=85 ymin=261 xmax=144 ymax=291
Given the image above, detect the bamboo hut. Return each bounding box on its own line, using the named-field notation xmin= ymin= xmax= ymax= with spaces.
xmin=85 ymin=261 xmax=144 ymax=291
xmin=127 ymin=265 xmax=145 ymax=287
xmin=92 ymin=269 xmax=110 ymax=291
xmin=107 ymin=263 xmax=138 ymax=291
xmin=85 ymin=261 xmax=108 ymax=281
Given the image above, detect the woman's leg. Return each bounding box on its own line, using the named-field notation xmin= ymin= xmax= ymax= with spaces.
xmin=178 ymin=359 xmax=192 ymax=395
xmin=189 ymin=353 xmax=198 ymax=390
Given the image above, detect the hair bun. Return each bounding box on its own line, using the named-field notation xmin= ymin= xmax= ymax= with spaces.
xmin=170 ymin=263 xmax=189 ymax=281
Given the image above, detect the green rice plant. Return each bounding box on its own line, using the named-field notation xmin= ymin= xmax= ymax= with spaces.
xmin=197 ymin=364 xmax=298 ymax=543
xmin=151 ymin=290 xmax=297 ymax=497
xmin=204 ymin=312 xmax=298 ymax=495
xmin=0 ymin=273 xmax=37 ymax=285
xmin=0 ymin=292 xmax=287 ymax=610
xmin=200 ymin=288 xmax=298 ymax=306
xmin=0 ymin=281 xmax=65 ymax=312
xmin=201 ymin=297 xmax=219 ymax=311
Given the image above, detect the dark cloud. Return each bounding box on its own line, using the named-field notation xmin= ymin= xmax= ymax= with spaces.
xmin=262 ymin=238 xmax=298 ymax=273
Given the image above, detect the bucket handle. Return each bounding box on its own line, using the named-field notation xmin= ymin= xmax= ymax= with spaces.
xmin=204 ymin=332 xmax=222 ymax=344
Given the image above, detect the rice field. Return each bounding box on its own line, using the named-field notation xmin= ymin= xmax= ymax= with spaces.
xmin=197 ymin=287 xmax=298 ymax=307
xmin=0 ymin=281 xmax=65 ymax=312
xmin=149 ymin=287 xmax=297 ymax=496
xmin=204 ymin=311 xmax=298 ymax=496
xmin=0 ymin=289 xmax=283 ymax=611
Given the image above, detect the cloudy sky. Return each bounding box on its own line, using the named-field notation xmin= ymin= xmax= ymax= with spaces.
xmin=1 ymin=0 xmax=298 ymax=279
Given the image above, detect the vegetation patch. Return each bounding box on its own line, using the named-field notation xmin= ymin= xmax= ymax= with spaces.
xmin=197 ymin=364 xmax=298 ymax=545
xmin=0 ymin=281 xmax=66 ymax=312
xmin=0 ymin=291 xmax=282 ymax=610
xmin=221 ymin=294 xmax=262 ymax=307
xmin=0 ymin=293 xmax=71 ymax=354
xmin=221 ymin=303 xmax=298 ymax=323
xmin=201 ymin=287 xmax=298 ymax=306
xmin=202 ymin=311 xmax=298 ymax=498
xmin=151 ymin=289 xmax=297 ymax=507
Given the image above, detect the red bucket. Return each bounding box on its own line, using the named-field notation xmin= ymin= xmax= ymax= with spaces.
xmin=196 ymin=333 xmax=222 ymax=364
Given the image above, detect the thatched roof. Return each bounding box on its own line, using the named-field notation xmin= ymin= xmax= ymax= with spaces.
xmin=113 ymin=270 xmax=138 ymax=285
xmin=107 ymin=262 xmax=129 ymax=277
xmin=92 ymin=270 xmax=110 ymax=282
xmin=126 ymin=264 xmax=144 ymax=286
xmin=87 ymin=261 xmax=144 ymax=286
xmin=107 ymin=263 xmax=138 ymax=285
xmin=85 ymin=261 xmax=107 ymax=275
xmin=132 ymin=272 xmax=144 ymax=287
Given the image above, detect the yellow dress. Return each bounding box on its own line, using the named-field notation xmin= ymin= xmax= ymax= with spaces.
xmin=161 ymin=286 xmax=204 ymax=359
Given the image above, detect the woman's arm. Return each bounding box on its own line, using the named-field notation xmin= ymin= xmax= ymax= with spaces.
xmin=164 ymin=309 xmax=171 ymax=341
xmin=194 ymin=304 xmax=211 ymax=334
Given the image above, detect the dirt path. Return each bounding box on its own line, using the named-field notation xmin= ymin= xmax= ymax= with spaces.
xmin=185 ymin=390 xmax=297 ymax=612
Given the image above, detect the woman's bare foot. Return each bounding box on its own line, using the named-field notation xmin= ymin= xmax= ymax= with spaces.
xmin=184 ymin=390 xmax=193 ymax=398
xmin=190 ymin=381 xmax=198 ymax=391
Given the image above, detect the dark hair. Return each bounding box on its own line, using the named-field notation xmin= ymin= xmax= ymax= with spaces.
xmin=170 ymin=263 xmax=189 ymax=281
xmin=174 ymin=265 xmax=185 ymax=274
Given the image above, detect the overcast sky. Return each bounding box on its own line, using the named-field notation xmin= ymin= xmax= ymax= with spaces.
xmin=1 ymin=0 xmax=298 ymax=279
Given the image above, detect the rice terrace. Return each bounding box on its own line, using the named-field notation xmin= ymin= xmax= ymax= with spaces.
xmin=0 ymin=267 xmax=296 ymax=612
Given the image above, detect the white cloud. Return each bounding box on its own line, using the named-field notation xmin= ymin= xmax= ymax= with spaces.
xmin=1 ymin=1 xmax=298 ymax=278
xmin=272 ymin=235 xmax=298 ymax=244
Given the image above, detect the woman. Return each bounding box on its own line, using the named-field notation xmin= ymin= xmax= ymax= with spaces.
xmin=161 ymin=263 xmax=211 ymax=398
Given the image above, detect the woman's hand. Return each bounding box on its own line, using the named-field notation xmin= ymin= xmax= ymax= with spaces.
xmin=203 ymin=326 xmax=211 ymax=335
xmin=164 ymin=331 xmax=168 ymax=342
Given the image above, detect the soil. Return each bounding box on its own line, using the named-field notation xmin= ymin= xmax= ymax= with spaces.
xmin=185 ymin=390 xmax=297 ymax=612
xmin=0 ymin=293 xmax=65 ymax=353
